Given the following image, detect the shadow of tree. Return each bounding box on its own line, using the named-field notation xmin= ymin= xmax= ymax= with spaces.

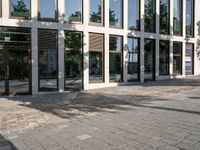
xmin=0 ymin=134 xmax=17 ymax=150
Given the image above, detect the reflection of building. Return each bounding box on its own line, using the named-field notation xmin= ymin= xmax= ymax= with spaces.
xmin=0 ymin=0 xmax=200 ymax=95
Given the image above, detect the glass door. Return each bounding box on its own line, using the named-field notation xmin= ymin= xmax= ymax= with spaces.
xmin=8 ymin=49 xmax=31 ymax=95
xmin=144 ymin=39 xmax=156 ymax=81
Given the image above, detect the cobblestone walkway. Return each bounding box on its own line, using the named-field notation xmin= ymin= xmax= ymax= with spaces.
xmin=0 ymin=76 xmax=200 ymax=150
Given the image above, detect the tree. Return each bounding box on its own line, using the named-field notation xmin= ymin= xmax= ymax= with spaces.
xmin=144 ymin=0 xmax=156 ymax=32
xmin=12 ymin=0 xmax=29 ymax=18
xmin=160 ymin=0 xmax=169 ymax=34
xmin=69 ymin=11 xmax=81 ymax=22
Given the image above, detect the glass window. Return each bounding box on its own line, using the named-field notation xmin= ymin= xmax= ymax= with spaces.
xmin=109 ymin=0 xmax=122 ymax=28
xmin=89 ymin=33 xmax=104 ymax=83
xmin=128 ymin=0 xmax=140 ymax=30
xmin=144 ymin=0 xmax=156 ymax=33
xmin=144 ymin=39 xmax=155 ymax=81
xmin=89 ymin=0 xmax=103 ymax=25
xmin=10 ymin=0 xmax=31 ymax=19
xmin=39 ymin=0 xmax=57 ymax=20
xmin=185 ymin=43 xmax=194 ymax=75
xmin=160 ymin=0 xmax=169 ymax=34
xmin=173 ymin=42 xmax=182 ymax=75
xmin=65 ymin=0 xmax=82 ymax=23
xmin=186 ymin=0 xmax=194 ymax=37
xmin=159 ymin=40 xmax=169 ymax=75
xmin=127 ymin=37 xmax=140 ymax=82
xmin=64 ymin=31 xmax=83 ymax=90
xmin=109 ymin=35 xmax=123 ymax=82
xmin=39 ymin=29 xmax=58 ymax=91
xmin=173 ymin=0 xmax=182 ymax=35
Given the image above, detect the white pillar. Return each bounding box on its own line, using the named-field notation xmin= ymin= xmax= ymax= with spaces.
xmin=105 ymin=33 xmax=109 ymax=83
xmin=169 ymin=41 xmax=174 ymax=76
xmin=140 ymin=0 xmax=145 ymax=82
xmin=2 ymin=0 xmax=9 ymax=18
xmin=182 ymin=0 xmax=186 ymax=76
xmin=31 ymin=28 xmax=38 ymax=95
xmin=83 ymin=31 xmax=89 ymax=90
xmin=31 ymin=0 xmax=38 ymax=95
xmin=123 ymin=35 xmax=128 ymax=83
xmin=58 ymin=30 xmax=65 ymax=92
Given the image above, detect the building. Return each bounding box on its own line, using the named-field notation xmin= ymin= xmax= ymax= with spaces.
xmin=0 ymin=0 xmax=199 ymax=95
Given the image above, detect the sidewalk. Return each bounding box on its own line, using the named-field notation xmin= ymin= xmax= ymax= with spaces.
xmin=0 ymin=76 xmax=200 ymax=150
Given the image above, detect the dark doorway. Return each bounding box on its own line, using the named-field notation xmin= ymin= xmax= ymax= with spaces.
xmin=64 ymin=31 xmax=83 ymax=91
xmin=144 ymin=39 xmax=156 ymax=81
xmin=0 ymin=49 xmax=31 ymax=96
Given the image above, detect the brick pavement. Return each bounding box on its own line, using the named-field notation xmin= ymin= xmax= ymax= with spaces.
xmin=0 ymin=76 xmax=200 ymax=150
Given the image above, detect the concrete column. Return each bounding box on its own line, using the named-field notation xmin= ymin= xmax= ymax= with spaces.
xmin=169 ymin=41 xmax=174 ymax=76
xmin=140 ymin=38 xmax=145 ymax=82
xmin=31 ymin=28 xmax=38 ymax=95
xmin=170 ymin=0 xmax=174 ymax=36
xmin=155 ymin=0 xmax=160 ymax=80
xmin=83 ymin=31 xmax=89 ymax=90
xmin=140 ymin=0 xmax=145 ymax=82
xmin=105 ymin=34 xmax=109 ymax=83
xmin=155 ymin=39 xmax=159 ymax=80
xmin=58 ymin=30 xmax=65 ymax=92
xmin=169 ymin=0 xmax=174 ymax=77
xmin=123 ymin=35 xmax=128 ymax=83
xmin=104 ymin=0 xmax=109 ymax=28
xmin=58 ymin=0 xmax=65 ymax=23
xmin=83 ymin=0 xmax=89 ymax=25
xmin=123 ymin=0 xmax=128 ymax=31
xmin=2 ymin=0 xmax=9 ymax=18
xmin=182 ymin=0 xmax=186 ymax=76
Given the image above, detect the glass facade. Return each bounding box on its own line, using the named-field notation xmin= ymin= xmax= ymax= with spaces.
xmin=144 ymin=39 xmax=155 ymax=81
xmin=10 ymin=0 xmax=30 ymax=18
xmin=89 ymin=33 xmax=104 ymax=83
xmin=173 ymin=42 xmax=182 ymax=75
xmin=39 ymin=29 xmax=58 ymax=91
xmin=160 ymin=0 xmax=170 ymax=34
xmin=186 ymin=0 xmax=194 ymax=37
xmin=185 ymin=43 xmax=194 ymax=75
xmin=109 ymin=0 xmax=122 ymax=28
xmin=127 ymin=37 xmax=140 ymax=82
xmin=0 ymin=27 xmax=31 ymax=95
xmin=39 ymin=0 xmax=57 ymax=20
xmin=144 ymin=0 xmax=156 ymax=33
xmin=159 ymin=40 xmax=169 ymax=75
xmin=109 ymin=35 xmax=123 ymax=82
xmin=65 ymin=0 xmax=82 ymax=22
xmin=90 ymin=0 xmax=103 ymax=25
xmin=173 ymin=0 xmax=182 ymax=35
xmin=128 ymin=0 xmax=140 ymax=30
xmin=64 ymin=31 xmax=83 ymax=90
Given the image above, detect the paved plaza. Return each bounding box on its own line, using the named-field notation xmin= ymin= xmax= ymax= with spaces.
xmin=0 ymin=76 xmax=200 ymax=150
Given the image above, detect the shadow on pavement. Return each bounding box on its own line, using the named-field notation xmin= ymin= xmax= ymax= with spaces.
xmin=0 ymin=134 xmax=17 ymax=150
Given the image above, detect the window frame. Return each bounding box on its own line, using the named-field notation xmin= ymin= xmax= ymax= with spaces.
xmin=89 ymin=32 xmax=105 ymax=83
xmin=38 ymin=29 xmax=59 ymax=92
xmin=127 ymin=37 xmax=140 ymax=82
xmin=173 ymin=42 xmax=183 ymax=75
xmin=159 ymin=40 xmax=170 ymax=75
xmin=173 ymin=0 xmax=183 ymax=36
xmin=109 ymin=0 xmax=123 ymax=29
xmin=109 ymin=35 xmax=123 ymax=83
xmin=128 ymin=0 xmax=140 ymax=31
xmin=89 ymin=0 xmax=104 ymax=26
xmin=64 ymin=30 xmax=84 ymax=90
xmin=185 ymin=43 xmax=194 ymax=75
xmin=38 ymin=0 xmax=58 ymax=22
xmin=64 ymin=0 xmax=83 ymax=23
xmin=159 ymin=0 xmax=170 ymax=34
xmin=185 ymin=0 xmax=195 ymax=37
xmin=9 ymin=0 xmax=31 ymax=19
xmin=144 ymin=0 xmax=156 ymax=33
